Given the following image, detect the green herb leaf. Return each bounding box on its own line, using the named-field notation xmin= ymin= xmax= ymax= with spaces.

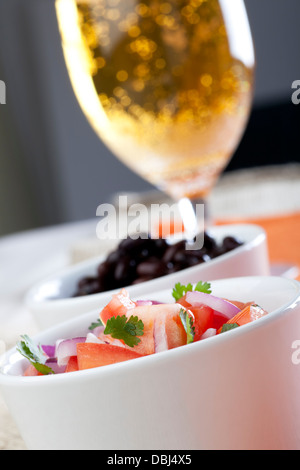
xmin=172 ymin=283 xmax=193 ymax=301
xmin=179 ymin=309 xmax=195 ymax=344
xmin=220 ymin=323 xmax=239 ymax=333
xmin=104 ymin=315 xmax=144 ymax=348
xmin=194 ymin=281 xmax=212 ymax=295
xmin=16 ymin=335 xmax=54 ymax=375
xmin=172 ymin=281 xmax=212 ymax=301
xmin=88 ymin=318 xmax=104 ymax=331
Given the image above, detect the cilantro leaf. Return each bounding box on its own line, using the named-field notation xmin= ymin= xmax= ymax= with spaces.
xmin=172 ymin=281 xmax=212 ymax=301
xmin=104 ymin=315 xmax=144 ymax=348
xmin=88 ymin=318 xmax=103 ymax=331
xmin=172 ymin=283 xmax=193 ymax=301
xmin=194 ymin=281 xmax=212 ymax=295
xmin=220 ymin=323 xmax=239 ymax=333
xmin=179 ymin=309 xmax=195 ymax=344
xmin=16 ymin=335 xmax=54 ymax=375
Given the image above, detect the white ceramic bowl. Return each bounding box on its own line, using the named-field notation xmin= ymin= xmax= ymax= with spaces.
xmin=25 ymin=224 xmax=270 ymax=330
xmin=2 ymin=276 xmax=300 ymax=450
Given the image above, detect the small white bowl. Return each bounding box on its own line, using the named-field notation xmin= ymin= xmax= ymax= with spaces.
xmin=25 ymin=224 xmax=270 ymax=330
xmin=1 ymin=276 xmax=300 ymax=450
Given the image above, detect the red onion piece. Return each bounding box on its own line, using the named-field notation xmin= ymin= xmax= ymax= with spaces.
xmin=136 ymin=300 xmax=153 ymax=306
xmin=136 ymin=300 xmax=164 ymax=306
xmin=91 ymin=326 xmax=105 ymax=337
xmin=186 ymin=291 xmax=240 ymax=320
xmin=55 ymin=337 xmax=86 ymax=366
xmin=42 ymin=345 xmax=55 ymax=358
xmin=96 ymin=331 xmax=126 ymax=348
xmin=85 ymin=333 xmax=106 ymax=344
xmin=154 ymin=318 xmax=168 ymax=353
xmin=200 ymin=328 xmax=217 ymax=340
xmin=45 ymin=358 xmax=67 ymax=374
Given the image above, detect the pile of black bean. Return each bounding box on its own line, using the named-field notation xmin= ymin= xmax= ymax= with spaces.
xmin=73 ymin=233 xmax=243 ymax=297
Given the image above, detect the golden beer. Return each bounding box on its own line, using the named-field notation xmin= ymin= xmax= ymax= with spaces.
xmin=56 ymin=0 xmax=254 ymax=199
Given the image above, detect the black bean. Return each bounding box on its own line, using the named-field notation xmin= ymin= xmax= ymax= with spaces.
xmin=136 ymin=258 xmax=167 ymax=277
xmin=222 ymin=236 xmax=243 ymax=252
xmin=153 ymin=238 xmax=169 ymax=254
xmin=106 ymin=251 xmax=121 ymax=266
xmin=193 ymin=249 xmax=209 ymax=259
xmin=97 ymin=261 xmax=113 ymax=279
xmin=173 ymin=250 xmax=189 ymax=264
xmin=186 ymin=257 xmax=201 ymax=267
xmin=114 ymin=256 xmax=137 ymax=283
xmin=162 ymin=240 xmax=185 ymax=263
xmin=131 ymin=276 xmax=153 ymax=285
xmin=118 ymin=235 xmax=150 ymax=253
xmin=203 ymin=232 xmax=218 ymax=251
xmin=77 ymin=276 xmax=94 ymax=289
xmin=170 ymin=263 xmax=185 ymax=273
xmin=139 ymin=248 xmax=151 ymax=259
xmin=166 ymin=261 xmax=175 ymax=270
xmin=75 ymin=278 xmax=102 ymax=296
xmin=196 ymin=252 xmax=211 ymax=263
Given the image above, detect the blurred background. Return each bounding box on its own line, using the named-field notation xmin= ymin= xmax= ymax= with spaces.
xmin=0 ymin=0 xmax=300 ymax=237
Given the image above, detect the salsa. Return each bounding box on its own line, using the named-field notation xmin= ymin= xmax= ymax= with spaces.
xmin=17 ymin=281 xmax=268 ymax=376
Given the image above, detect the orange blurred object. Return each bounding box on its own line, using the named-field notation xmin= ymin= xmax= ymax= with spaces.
xmin=156 ymin=219 xmax=185 ymax=238
xmin=216 ymin=212 xmax=300 ymax=281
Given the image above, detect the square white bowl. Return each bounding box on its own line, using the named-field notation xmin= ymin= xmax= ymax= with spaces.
xmin=25 ymin=224 xmax=270 ymax=330
xmin=1 ymin=276 xmax=300 ymax=450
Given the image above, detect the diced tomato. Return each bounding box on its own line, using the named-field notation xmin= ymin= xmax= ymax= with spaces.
xmin=65 ymin=356 xmax=79 ymax=373
xmin=100 ymin=289 xmax=136 ymax=326
xmin=217 ymin=304 xmax=268 ymax=333
xmin=99 ymin=302 xmax=156 ymax=356
xmin=177 ymin=295 xmax=214 ymax=341
xmin=120 ymin=305 xmax=156 ymax=355
xmin=212 ymin=300 xmax=255 ymax=331
xmin=76 ymin=343 xmax=144 ymax=370
xmin=133 ymin=303 xmax=188 ymax=353
xmin=100 ymin=299 xmax=189 ymax=355
xmin=212 ymin=312 xmax=229 ymax=331
xmin=23 ymin=364 xmax=42 ymax=377
xmin=163 ymin=309 xmax=187 ymax=349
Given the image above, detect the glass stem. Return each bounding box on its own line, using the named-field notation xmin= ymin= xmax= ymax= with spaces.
xmin=178 ymin=197 xmax=210 ymax=250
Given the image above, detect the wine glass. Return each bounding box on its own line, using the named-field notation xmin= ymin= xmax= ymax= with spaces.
xmin=55 ymin=0 xmax=255 ymax=247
